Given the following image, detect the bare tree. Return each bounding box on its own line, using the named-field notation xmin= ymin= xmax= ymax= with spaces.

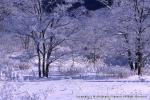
xmin=14 ymin=0 xmax=79 ymax=78
xmin=112 ymin=0 xmax=150 ymax=75
xmin=132 ymin=0 xmax=150 ymax=75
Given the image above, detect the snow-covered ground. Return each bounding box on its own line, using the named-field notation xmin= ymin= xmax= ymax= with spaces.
xmin=0 ymin=75 xmax=150 ymax=100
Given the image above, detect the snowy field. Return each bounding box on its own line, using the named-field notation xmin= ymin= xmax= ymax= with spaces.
xmin=0 ymin=76 xmax=150 ymax=100
xmin=0 ymin=0 xmax=150 ymax=100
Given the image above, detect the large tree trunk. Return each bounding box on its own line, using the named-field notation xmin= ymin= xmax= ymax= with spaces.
xmin=42 ymin=58 xmax=46 ymax=77
xmin=127 ymin=50 xmax=134 ymax=70
xmin=45 ymin=51 xmax=52 ymax=78
xmin=138 ymin=52 xmax=143 ymax=75
xmin=137 ymin=64 xmax=141 ymax=75
xmin=37 ymin=46 xmax=42 ymax=78
xmin=38 ymin=57 xmax=42 ymax=78
xmin=44 ymin=37 xmax=53 ymax=78
xmin=45 ymin=63 xmax=50 ymax=78
xmin=42 ymin=47 xmax=46 ymax=77
xmin=135 ymin=50 xmax=143 ymax=75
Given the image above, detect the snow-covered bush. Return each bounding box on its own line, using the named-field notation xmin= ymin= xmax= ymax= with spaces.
xmin=18 ymin=63 xmax=31 ymax=70
xmin=96 ymin=65 xmax=134 ymax=78
xmin=59 ymin=67 xmax=82 ymax=76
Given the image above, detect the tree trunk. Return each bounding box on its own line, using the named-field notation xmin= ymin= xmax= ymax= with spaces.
xmin=38 ymin=60 xmax=42 ymax=78
xmin=42 ymin=58 xmax=46 ymax=77
xmin=37 ymin=47 xmax=42 ymax=78
xmin=45 ymin=63 xmax=50 ymax=78
xmin=137 ymin=64 xmax=141 ymax=75
xmin=42 ymin=51 xmax=46 ymax=77
xmin=135 ymin=51 xmax=143 ymax=75
xmin=39 ymin=32 xmax=47 ymax=77
xmin=127 ymin=50 xmax=134 ymax=70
